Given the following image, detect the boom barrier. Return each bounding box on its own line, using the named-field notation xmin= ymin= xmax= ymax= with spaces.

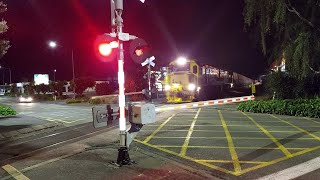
xmin=155 ymin=95 xmax=255 ymax=112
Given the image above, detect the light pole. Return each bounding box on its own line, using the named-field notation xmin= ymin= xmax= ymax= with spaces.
xmin=0 ymin=65 xmax=12 ymax=85
xmin=48 ymin=41 xmax=76 ymax=99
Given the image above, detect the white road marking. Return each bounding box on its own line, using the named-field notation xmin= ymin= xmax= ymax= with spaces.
xmin=258 ymin=157 xmax=320 ymax=180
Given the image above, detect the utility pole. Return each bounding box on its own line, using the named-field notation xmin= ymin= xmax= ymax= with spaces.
xmin=9 ymin=68 xmax=11 ymax=84
xmin=148 ymin=63 xmax=152 ymax=100
xmin=72 ymin=49 xmax=76 ymax=99
xmin=2 ymin=70 xmax=4 ymax=85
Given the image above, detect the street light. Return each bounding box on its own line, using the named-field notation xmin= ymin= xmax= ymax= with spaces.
xmin=48 ymin=41 xmax=76 ymax=99
xmin=53 ymin=69 xmax=57 ymax=82
xmin=48 ymin=41 xmax=57 ymax=48
xmin=0 ymin=65 xmax=12 ymax=85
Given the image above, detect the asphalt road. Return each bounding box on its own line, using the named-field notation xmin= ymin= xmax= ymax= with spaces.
xmin=0 ymin=99 xmax=319 ymax=179
xmin=7 ymin=102 xmax=93 ymax=125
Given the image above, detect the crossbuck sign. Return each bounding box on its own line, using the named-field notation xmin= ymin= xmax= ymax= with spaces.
xmin=141 ymin=56 xmax=155 ymax=67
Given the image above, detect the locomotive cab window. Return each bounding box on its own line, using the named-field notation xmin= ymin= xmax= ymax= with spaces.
xmin=193 ymin=65 xmax=198 ymax=74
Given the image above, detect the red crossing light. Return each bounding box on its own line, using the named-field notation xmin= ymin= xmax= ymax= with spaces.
xmin=98 ymin=43 xmax=112 ymax=56
xmin=129 ymin=38 xmax=152 ymax=64
xmin=94 ymin=34 xmax=118 ymax=62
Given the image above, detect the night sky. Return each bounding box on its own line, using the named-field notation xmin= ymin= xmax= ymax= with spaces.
xmin=1 ymin=0 xmax=267 ymax=83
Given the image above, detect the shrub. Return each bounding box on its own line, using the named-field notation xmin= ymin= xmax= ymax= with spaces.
xmin=89 ymin=98 xmax=102 ymax=105
xmin=33 ymin=94 xmax=54 ymax=101
xmin=89 ymin=96 xmax=117 ymax=105
xmin=66 ymin=97 xmax=89 ymax=104
xmin=0 ymin=106 xmax=17 ymax=116
xmin=238 ymin=98 xmax=320 ymax=118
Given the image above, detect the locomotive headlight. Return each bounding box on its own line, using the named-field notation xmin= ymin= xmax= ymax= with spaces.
xmin=188 ymin=83 xmax=196 ymax=91
xmin=164 ymin=84 xmax=171 ymax=91
xmin=173 ymin=83 xmax=180 ymax=88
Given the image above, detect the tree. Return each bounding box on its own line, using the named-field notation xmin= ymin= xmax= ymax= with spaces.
xmin=49 ymin=81 xmax=66 ymax=96
xmin=24 ymin=83 xmax=35 ymax=95
xmin=125 ymin=65 xmax=148 ymax=93
xmin=9 ymin=84 xmax=18 ymax=96
xmin=74 ymin=77 xmax=95 ymax=95
xmin=34 ymin=85 xmax=41 ymax=95
xmin=39 ymin=84 xmax=49 ymax=95
xmin=0 ymin=1 xmax=10 ymax=59
xmin=95 ymin=82 xmax=116 ymax=95
xmin=244 ymin=0 xmax=320 ymax=80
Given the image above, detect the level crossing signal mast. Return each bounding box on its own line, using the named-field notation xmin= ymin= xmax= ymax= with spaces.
xmin=92 ymin=0 xmax=156 ymax=167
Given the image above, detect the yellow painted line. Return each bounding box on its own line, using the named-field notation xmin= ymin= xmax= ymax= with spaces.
xmin=180 ymin=108 xmax=201 ymax=156
xmin=134 ymin=139 xmax=236 ymax=176
xmin=141 ymin=136 xmax=317 ymax=140
xmin=303 ymin=117 xmax=320 ymax=125
xmin=242 ymin=112 xmax=292 ymax=157
xmin=271 ymin=115 xmax=320 ymax=141
xmin=141 ymin=130 xmax=218 ymax=132
xmin=146 ymin=125 xmax=220 ymax=126
xmin=143 ymin=114 xmax=175 ymax=143
xmin=152 ymin=145 xmax=307 ymax=150
xmin=239 ymin=146 xmax=320 ymax=175
xmin=142 ymin=129 xmax=301 ymax=133
xmin=219 ymin=110 xmax=241 ymax=173
xmin=195 ymin=160 xmax=268 ymax=164
xmin=145 ymin=124 xmax=319 ymax=127
xmin=2 ymin=165 xmax=30 ymax=180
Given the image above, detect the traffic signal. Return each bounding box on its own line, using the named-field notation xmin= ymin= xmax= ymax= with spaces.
xmin=94 ymin=34 xmax=119 ymax=62
xmin=129 ymin=38 xmax=152 ymax=64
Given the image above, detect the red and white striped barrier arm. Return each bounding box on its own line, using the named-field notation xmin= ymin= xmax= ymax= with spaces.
xmin=155 ymin=95 xmax=255 ymax=112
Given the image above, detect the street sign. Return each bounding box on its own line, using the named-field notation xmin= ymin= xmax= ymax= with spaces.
xmin=141 ymin=56 xmax=155 ymax=67
xmin=92 ymin=107 xmax=108 ymax=128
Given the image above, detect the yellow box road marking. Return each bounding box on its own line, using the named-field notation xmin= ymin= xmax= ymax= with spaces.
xmin=180 ymin=108 xmax=201 ymax=156
xmin=2 ymin=165 xmax=30 ymax=180
xmin=143 ymin=114 xmax=175 ymax=143
xmin=136 ymin=109 xmax=320 ymax=176
xmin=239 ymin=146 xmax=320 ymax=175
xmin=219 ymin=110 xmax=241 ymax=173
xmin=242 ymin=112 xmax=292 ymax=157
xmin=271 ymin=115 xmax=320 ymax=141
xmin=135 ymin=139 xmax=236 ymax=175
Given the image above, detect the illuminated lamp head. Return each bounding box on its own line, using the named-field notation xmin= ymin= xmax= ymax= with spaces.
xmin=176 ymin=57 xmax=187 ymax=66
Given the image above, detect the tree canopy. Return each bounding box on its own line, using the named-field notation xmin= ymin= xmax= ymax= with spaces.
xmin=244 ymin=0 xmax=320 ymax=79
xmin=0 ymin=1 xmax=10 ymax=59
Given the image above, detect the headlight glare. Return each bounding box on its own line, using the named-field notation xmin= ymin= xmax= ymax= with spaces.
xmin=188 ymin=84 xmax=196 ymax=91
xmin=164 ymin=84 xmax=171 ymax=91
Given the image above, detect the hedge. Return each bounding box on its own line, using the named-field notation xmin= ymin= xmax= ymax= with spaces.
xmin=66 ymin=97 xmax=89 ymax=104
xmin=0 ymin=106 xmax=17 ymax=116
xmin=237 ymin=98 xmax=320 ymax=118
